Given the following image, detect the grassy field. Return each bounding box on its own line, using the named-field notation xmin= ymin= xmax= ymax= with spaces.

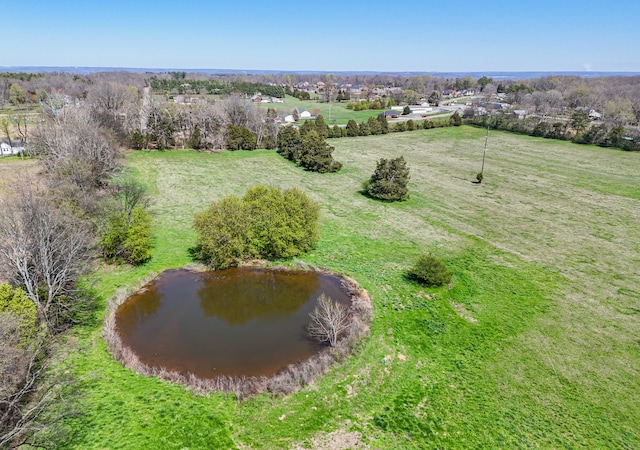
xmin=7 ymin=126 xmax=640 ymax=448
xmin=257 ymin=95 xmax=381 ymax=125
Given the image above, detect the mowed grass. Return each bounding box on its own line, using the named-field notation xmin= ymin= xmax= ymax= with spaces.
xmin=258 ymin=94 xmax=381 ymax=125
xmin=29 ymin=127 xmax=640 ymax=448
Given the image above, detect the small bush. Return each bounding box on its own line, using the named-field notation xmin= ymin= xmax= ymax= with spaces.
xmin=409 ymin=254 xmax=453 ymax=287
xmin=0 ymin=283 xmax=38 ymax=336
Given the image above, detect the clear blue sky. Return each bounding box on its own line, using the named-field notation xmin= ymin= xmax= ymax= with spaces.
xmin=2 ymin=0 xmax=639 ymax=72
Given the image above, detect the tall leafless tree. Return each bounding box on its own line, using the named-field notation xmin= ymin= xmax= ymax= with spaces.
xmin=0 ymin=184 xmax=93 ymax=330
xmin=31 ymin=108 xmax=118 ymax=194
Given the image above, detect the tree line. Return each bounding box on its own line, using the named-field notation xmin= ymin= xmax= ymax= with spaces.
xmin=0 ymin=90 xmax=153 ymax=446
xmin=149 ymin=77 xmax=285 ymax=98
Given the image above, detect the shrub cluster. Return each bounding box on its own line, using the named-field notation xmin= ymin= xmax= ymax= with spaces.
xmin=277 ymin=125 xmax=342 ymax=173
xmin=98 ymin=178 xmax=153 ymax=265
xmin=193 ymin=186 xmax=320 ymax=268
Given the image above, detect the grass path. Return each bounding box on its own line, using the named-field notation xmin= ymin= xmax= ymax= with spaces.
xmin=38 ymin=127 xmax=640 ymax=448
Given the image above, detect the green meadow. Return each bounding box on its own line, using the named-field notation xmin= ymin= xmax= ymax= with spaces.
xmin=36 ymin=126 xmax=640 ymax=448
xmin=258 ymin=95 xmax=381 ymax=125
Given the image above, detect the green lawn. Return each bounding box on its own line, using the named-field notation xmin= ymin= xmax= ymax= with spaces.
xmin=258 ymin=95 xmax=382 ymax=125
xmin=44 ymin=127 xmax=640 ymax=448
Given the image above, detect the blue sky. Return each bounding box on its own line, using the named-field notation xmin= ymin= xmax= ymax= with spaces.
xmin=2 ymin=0 xmax=639 ymax=72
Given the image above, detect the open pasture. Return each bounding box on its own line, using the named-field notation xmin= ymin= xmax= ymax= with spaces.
xmin=17 ymin=126 xmax=639 ymax=448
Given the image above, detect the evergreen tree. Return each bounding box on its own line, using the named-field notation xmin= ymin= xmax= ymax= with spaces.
xmin=377 ymin=114 xmax=389 ymax=134
xmin=364 ymin=156 xmax=410 ymax=201
xmin=346 ymin=119 xmax=359 ymax=137
xmin=314 ymin=114 xmax=330 ymax=139
xmin=227 ymin=125 xmax=257 ymax=150
xmin=449 ymin=111 xmax=462 ymax=126
xmin=189 ymin=125 xmax=202 ymax=149
xmin=277 ymin=126 xmax=303 ymax=162
xmin=299 ymin=131 xmax=342 ymax=173
xmin=368 ymin=115 xmax=382 ymax=135
xmin=299 ymin=119 xmax=316 ymax=138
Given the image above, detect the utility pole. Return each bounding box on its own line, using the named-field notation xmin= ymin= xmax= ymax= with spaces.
xmin=478 ymin=126 xmax=489 ymax=183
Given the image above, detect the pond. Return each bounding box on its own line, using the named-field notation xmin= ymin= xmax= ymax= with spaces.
xmin=114 ymin=267 xmax=351 ymax=378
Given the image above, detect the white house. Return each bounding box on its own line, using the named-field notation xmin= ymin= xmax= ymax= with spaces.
xmin=298 ymin=109 xmax=312 ymax=119
xmin=411 ymin=107 xmax=433 ymax=115
xmin=0 ymin=142 xmax=24 ymax=157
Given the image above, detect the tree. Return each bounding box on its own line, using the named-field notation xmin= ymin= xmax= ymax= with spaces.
xmin=0 ymin=184 xmax=93 ymax=330
xmin=299 ymin=131 xmax=342 ymax=173
xmin=193 ymin=186 xmax=320 ymax=268
xmin=314 ymin=115 xmax=330 ymax=139
xmin=477 ymin=76 xmax=493 ymax=92
xmin=31 ymin=109 xmax=118 ymax=208
xmin=428 ymin=91 xmax=441 ymax=106
xmin=368 ymin=115 xmax=382 ymax=135
xmin=277 ymin=126 xmax=303 ymax=162
xmin=0 ymin=313 xmax=77 ymax=448
xmin=358 ymin=121 xmax=371 ymax=136
xmin=449 ymin=111 xmax=462 ymax=126
xmin=194 ymin=196 xmax=253 ymax=269
xmin=9 ymin=84 xmax=26 ymax=105
xmin=307 ymin=293 xmax=351 ymax=347
xmin=226 ymin=125 xmax=257 ymax=150
xmin=402 ymin=105 xmax=411 ymax=115
xmin=346 ymin=119 xmax=359 ymax=137
xmin=377 ymin=114 xmax=389 ymax=134
xmin=364 ymin=156 xmax=410 ymax=202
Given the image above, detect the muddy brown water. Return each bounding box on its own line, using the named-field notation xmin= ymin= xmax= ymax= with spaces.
xmin=115 ymin=267 xmax=350 ymax=377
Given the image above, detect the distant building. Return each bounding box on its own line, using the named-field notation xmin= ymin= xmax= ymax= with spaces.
xmin=0 ymin=141 xmax=25 ymax=157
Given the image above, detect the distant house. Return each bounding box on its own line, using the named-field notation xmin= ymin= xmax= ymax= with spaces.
xmin=284 ymin=115 xmax=295 ymax=123
xmin=0 ymin=142 xmax=25 ymax=157
xmin=589 ymin=109 xmax=602 ymax=120
xmin=250 ymin=94 xmax=263 ymax=102
xmin=297 ymin=109 xmax=312 ymax=119
xmin=513 ymin=110 xmax=527 ymax=119
xmin=380 ymin=110 xmax=399 ymax=119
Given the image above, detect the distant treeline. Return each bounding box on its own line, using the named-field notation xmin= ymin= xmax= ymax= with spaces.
xmin=466 ymin=114 xmax=640 ymax=151
xmin=0 ymin=72 xmax=44 ymax=82
xmin=148 ymin=76 xmax=285 ymax=98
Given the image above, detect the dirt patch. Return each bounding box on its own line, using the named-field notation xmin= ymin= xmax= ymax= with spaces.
xmin=450 ymin=301 xmax=478 ymax=324
xmin=291 ymin=428 xmax=368 ymax=450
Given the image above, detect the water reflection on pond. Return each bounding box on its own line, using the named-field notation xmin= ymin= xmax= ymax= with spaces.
xmin=115 ymin=267 xmax=350 ymax=377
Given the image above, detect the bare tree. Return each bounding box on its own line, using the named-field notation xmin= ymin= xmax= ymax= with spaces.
xmin=308 ymin=293 xmax=351 ymax=347
xmin=0 ymin=314 xmax=78 ymax=448
xmin=31 ymin=108 xmax=118 ymax=193
xmin=85 ymin=81 xmax=139 ymax=144
xmin=223 ymin=93 xmax=251 ymax=127
xmin=0 ymin=184 xmax=93 ymax=330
